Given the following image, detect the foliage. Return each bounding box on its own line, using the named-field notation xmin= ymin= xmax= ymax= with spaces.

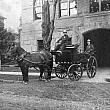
xmin=0 ymin=27 xmax=15 ymax=55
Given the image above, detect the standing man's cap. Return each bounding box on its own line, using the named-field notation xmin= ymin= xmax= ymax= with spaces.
xmin=63 ymin=30 xmax=67 ymax=33
xmin=87 ymin=39 xmax=91 ymax=42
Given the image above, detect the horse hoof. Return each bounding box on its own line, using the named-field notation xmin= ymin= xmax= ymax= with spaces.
xmin=22 ymin=81 xmax=28 ymax=85
xmin=24 ymin=82 xmax=28 ymax=85
xmin=38 ymin=77 xmax=42 ymax=81
xmin=45 ymin=79 xmax=51 ymax=82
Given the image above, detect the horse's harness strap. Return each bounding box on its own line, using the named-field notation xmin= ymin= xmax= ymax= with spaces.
xmin=18 ymin=51 xmax=51 ymax=65
xmin=22 ymin=56 xmax=51 ymax=65
xmin=40 ymin=51 xmax=48 ymax=62
xmin=22 ymin=58 xmax=45 ymax=65
xmin=17 ymin=52 xmax=27 ymax=61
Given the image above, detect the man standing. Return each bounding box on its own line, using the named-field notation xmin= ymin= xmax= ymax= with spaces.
xmin=54 ymin=30 xmax=70 ymax=51
xmin=85 ymin=39 xmax=94 ymax=54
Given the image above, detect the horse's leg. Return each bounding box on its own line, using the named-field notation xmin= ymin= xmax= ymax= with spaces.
xmin=23 ymin=66 xmax=29 ymax=83
xmin=46 ymin=58 xmax=53 ymax=81
xmin=47 ymin=68 xmax=51 ymax=80
xmin=20 ymin=64 xmax=29 ymax=83
xmin=39 ymin=66 xmax=44 ymax=80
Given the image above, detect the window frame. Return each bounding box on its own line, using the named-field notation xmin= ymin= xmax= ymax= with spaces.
xmin=59 ymin=0 xmax=77 ymax=18
xmin=33 ymin=0 xmax=42 ymax=20
xmin=90 ymin=0 xmax=99 ymax=13
xmin=90 ymin=0 xmax=110 ymax=13
xmin=60 ymin=1 xmax=68 ymax=17
xmin=69 ymin=0 xmax=77 ymax=16
xmin=101 ymin=0 xmax=110 ymax=11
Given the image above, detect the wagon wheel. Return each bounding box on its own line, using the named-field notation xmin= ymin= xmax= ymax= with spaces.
xmin=55 ymin=64 xmax=67 ymax=79
xmin=67 ymin=64 xmax=83 ymax=81
xmin=87 ymin=56 xmax=97 ymax=78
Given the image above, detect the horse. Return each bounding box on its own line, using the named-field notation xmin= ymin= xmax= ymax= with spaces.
xmin=6 ymin=45 xmax=53 ymax=84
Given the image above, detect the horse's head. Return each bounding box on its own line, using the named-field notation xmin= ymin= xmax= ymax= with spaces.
xmin=6 ymin=45 xmax=18 ymax=60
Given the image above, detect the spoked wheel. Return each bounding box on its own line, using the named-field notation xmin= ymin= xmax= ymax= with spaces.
xmin=87 ymin=56 xmax=97 ymax=78
xmin=55 ymin=64 xmax=68 ymax=79
xmin=67 ymin=64 xmax=83 ymax=81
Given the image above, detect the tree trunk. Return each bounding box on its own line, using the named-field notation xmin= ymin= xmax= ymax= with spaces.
xmin=42 ymin=0 xmax=50 ymax=50
xmin=0 ymin=56 xmax=1 ymax=70
xmin=42 ymin=0 xmax=58 ymax=51
xmin=0 ymin=50 xmax=1 ymax=70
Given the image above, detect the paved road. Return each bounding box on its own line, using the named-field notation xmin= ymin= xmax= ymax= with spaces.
xmin=82 ymin=68 xmax=110 ymax=83
xmin=0 ymin=68 xmax=110 ymax=83
xmin=0 ymin=68 xmax=110 ymax=110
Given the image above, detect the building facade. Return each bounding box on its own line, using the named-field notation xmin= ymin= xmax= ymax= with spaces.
xmin=21 ymin=0 xmax=110 ymax=67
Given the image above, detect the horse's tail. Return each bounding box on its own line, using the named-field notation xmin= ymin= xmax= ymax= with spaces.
xmin=50 ymin=55 xmax=53 ymax=71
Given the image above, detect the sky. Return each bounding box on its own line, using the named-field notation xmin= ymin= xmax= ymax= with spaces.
xmin=0 ymin=0 xmax=22 ymax=32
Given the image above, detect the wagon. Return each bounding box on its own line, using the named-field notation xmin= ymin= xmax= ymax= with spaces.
xmin=51 ymin=44 xmax=97 ymax=81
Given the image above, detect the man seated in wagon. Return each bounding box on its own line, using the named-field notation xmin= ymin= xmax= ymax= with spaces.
xmin=85 ymin=39 xmax=94 ymax=55
xmin=54 ymin=30 xmax=71 ymax=51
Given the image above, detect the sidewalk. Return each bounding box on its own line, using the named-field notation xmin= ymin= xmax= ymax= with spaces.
xmin=0 ymin=71 xmax=56 ymax=83
xmin=0 ymin=70 xmax=56 ymax=77
xmin=0 ymin=71 xmax=40 ymax=76
xmin=82 ymin=68 xmax=110 ymax=83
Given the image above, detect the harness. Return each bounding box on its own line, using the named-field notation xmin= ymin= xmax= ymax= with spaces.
xmin=17 ymin=52 xmax=27 ymax=61
xmin=17 ymin=51 xmax=51 ymax=65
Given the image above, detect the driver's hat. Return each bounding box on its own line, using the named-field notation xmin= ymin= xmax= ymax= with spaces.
xmin=87 ymin=39 xmax=91 ymax=42
xmin=63 ymin=30 xmax=67 ymax=33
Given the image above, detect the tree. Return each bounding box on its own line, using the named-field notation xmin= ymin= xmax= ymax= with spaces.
xmin=0 ymin=28 xmax=16 ymax=66
xmin=42 ymin=0 xmax=59 ymax=51
xmin=0 ymin=29 xmax=15 ymax=54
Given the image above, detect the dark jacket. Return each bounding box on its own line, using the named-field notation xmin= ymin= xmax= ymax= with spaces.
xmin=57 ymin=35 xmax=69 ymax=44
xmin=85 ymin=44 xmax=94 ymax=54
xmin=54 ymin=35 xmax=70 ymax=51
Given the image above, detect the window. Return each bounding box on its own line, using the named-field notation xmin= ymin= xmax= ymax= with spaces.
xmin=90 ymin=0 xmax=110 ymax=13
xmin=90 ymin=0 xmax=99 ymax=13
xmin=37 ymin=40 xmax=44 ymax=51
xmin=69 ymin=0 xmax=77 ymax=15
xmin=34 ymin=0 xmax=42 ymax=20
xmin=101 ymin=0 xmax=110 ymax=11
xmin=60 ymin=0 xmax=77 ymax=17
xmin=33 ymin=0 xmax=53 ymax=20
xmin=60 ymin=2 xmax=68 ymax=16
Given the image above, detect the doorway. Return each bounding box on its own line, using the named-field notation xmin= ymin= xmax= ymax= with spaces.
xmin=83 ymin=28 xmax=110 ymax=67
